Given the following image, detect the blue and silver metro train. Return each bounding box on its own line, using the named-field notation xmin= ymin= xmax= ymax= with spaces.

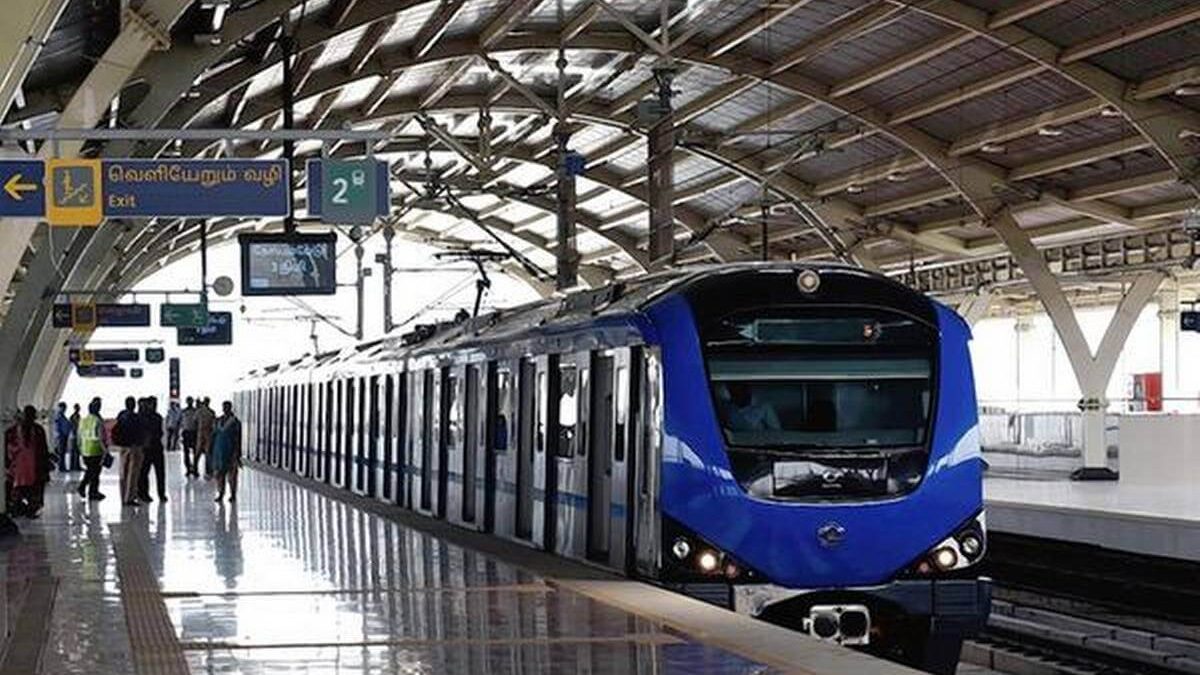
xmin=235 ymin=263 xmax=990 ymax=674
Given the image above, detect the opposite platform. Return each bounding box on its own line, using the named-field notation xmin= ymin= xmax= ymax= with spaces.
xmin=985 ymin=477 xmax=1200 ymax=560
xmin=0 ymin=454 xmax=923 ymax=674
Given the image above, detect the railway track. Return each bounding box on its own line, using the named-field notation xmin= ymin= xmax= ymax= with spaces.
xmin=960 ymin=534 xmax=1200 ymax=675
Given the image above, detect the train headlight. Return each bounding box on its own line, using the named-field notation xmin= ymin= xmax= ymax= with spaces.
xmin=797 ymin=269 xmax=821 ymax=294
xmin=671 ymin=538 xmax=691 ymax=560
xmin=697 ymin=551 xmax=719 ymax=573
xmin=904 ymin=511 xmax=987 ymax=577
xmin=959 ymin=533 xmax=983 ymax=559
xmin=932 ymin=547 xmax=958 ymax=571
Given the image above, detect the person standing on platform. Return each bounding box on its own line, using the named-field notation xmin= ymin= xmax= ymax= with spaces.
xmin=53 ymin=403 xmax=73 ymax=474
xmin=180 ymin=397 xmax=199 ymax=477
xmin=68 ymin=403 xmax=82 ymax=471
xmin=77 ymin=398 xmax=108 ymax=500
xmin=195 ymin=398 xmax=216 ymax=479
xmin=165 ymin=400 xmax=182 ymax=453
xmin=212 ymin=401 xmax=242 ymax=503
xmin=138 ymin=397 xmax=167 ymax=503
xmin=5 ymin=406 xmax=51 ymax=517
xmin=112 ymin=397 xmax=144 ymax=506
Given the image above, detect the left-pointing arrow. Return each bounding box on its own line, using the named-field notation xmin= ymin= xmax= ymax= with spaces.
xmin=5 ymin=173 xmax=37 ymax=201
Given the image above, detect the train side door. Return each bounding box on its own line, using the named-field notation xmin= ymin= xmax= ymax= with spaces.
xmin=391 ymin=371 xmax=408 ymax=507
xmin=554 ymin=353 xmax=587 ymax=559
xmin=462 ymin=363 xmax=482 ymax=528
xmin=588 ymin=352 xmax=616 ymax=563
xmin=437 ymin=367 xmax=458 ymax=520
xmin=490 ymin=362 xmax=516 ymax=539
xmin=633 ymin=348 xmax=663 ymax=577
xmin=367 ymin=375 xmax=381 ymax=498
xmin=532 ymin=354 xmax=556 ymax=552
xmin=515 ymin=358 xmax=537 ymax=540
xmin=609 ymin=349 xmax=635 ymax=574
xmin=419 ymin=369 xmax=435 ymax=514
xmin=380 ymin=374 xmax=394 ymax=502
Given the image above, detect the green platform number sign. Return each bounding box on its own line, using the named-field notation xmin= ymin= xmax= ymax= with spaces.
xmin=160 ymin=303 xmax=209 ymax=328
xmin=321 ymin=160 xmax=377 ymax=225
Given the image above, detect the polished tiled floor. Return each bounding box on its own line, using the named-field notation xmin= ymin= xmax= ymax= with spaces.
xmin=1 ymin=454 xmax=783 ymax=674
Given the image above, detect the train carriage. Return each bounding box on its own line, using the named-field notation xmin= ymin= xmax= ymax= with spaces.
xmin=236 ymin=263 xmax=990 ymax=674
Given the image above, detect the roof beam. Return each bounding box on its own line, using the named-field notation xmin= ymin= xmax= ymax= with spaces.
xmin=610 ymin=77 xmax=657 ymax=116
xmin=864 ymin=187 xmax=959 ymax=218
xmin=1131 ymin=65 xmax=1200 ymax=101
xmin=324 ymin=0 xmax=360 ymax=28
xmin=1131 ymin=199 xmax=1193 ymax=221
xmin=676 ymin=173 xmax=744 ymax=203
xmin=768 ymin=1 xmax=902 ymax=75
xmin=673 ymin=76 xmax=757 ymax=126
xmin=815 ymin=155 xmax=928 ymax=196
xmin=707 ymin=0 xmax=814 ymax=57
xmin=412 ymin=0 xmax=466 ymax=58
xmin=948 ymin=98 xmax=1106 ymax=156
xmin=987 ymin=0 xmax=1072 ymax=29
xmin=1060 ymin=6 xmax=1200 ymax=65
xmin=346 ymin=17 xmax=393 ymax=75
xmin=889 ymin=62 xmax=1045 ymax=125
xmin=223 ymin=81 xmax=251 ymax=128
xmin=292 ymin=45 xmax=326 ymax=93
xmin=420 ymin=57 xmax=473 ymax=109
xmin=831 ymin=31 xmax=973 ymax=98
xmin=719 ymin=97 xmax=818 ymax=146
xmin=360 ymin=71 xmax=400 ymax=116
xmin=479 ymin=0 xmax=542 ymax=49
xmin=563 ymin=4 xmax=601 ymax=41
xmin=1009 ymin=136 xmax=1154 ymax=181
xmin=1068 ymin=170 xmax=1177 ymax=202
xmin=1040 ymin=191 xmax=1136 ymax=228
xmin=306 ymin=90 xmax=341 ymax=129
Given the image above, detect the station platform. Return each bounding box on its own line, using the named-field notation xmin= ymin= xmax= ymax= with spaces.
xmin=985 ymin=477 xmax=1200 ymax=561
xmin=0 ymin=455 xmax=925 ymax=675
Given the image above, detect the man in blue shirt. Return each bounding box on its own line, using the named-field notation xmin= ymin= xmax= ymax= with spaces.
xmin=53 ymin=402 xmax=74 ymax=473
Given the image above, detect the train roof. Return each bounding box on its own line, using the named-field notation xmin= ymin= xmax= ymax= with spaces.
xmin=241 ymin=262 xmax=909 ymax=380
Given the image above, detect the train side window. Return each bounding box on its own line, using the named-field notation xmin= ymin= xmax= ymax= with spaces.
xmin=446 ymin=373 xmax=460 ymax=450
xmin=535 ymin=370 xmax=547 ymax=455
xmin=615 ymin=365 xmax=629 ymax=462
xmin=556 ymin=364 xmax=578 ymax=458
xmin=494 ymin=369 xmax=511 ymax=452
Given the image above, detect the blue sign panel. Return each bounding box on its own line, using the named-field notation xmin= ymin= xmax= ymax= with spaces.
xmin=0 ymin=160 xmax=46 ymax=217
xmin=52 ymin=303 xmax=152 ymax=328
xmin=306 ymin=159 xmax=390 ymax=218
xmin=77 ymin=364 xmax=126 ymax=378
xmin=102 ymin=159 xmax=291 ymax=218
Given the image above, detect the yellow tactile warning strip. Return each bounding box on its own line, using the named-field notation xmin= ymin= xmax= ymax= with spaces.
xmin=177 ymin=632 xmax=684 ymax=651
xmin=0 ymin=576 xmax=58 ymax=675
xmin=111 ymin=524 xmax=190 ymax=675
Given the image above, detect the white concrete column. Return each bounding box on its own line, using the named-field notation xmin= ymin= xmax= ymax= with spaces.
xmin=0 ymin=0 xmax=70 ymax=118
xmin=958 ymin=288 xmax=994 ymax=327
xmin=991 ymin=209 xmax=1163 ymax=479
xmin=1158 ymin=285 xmax=1180 ymax=405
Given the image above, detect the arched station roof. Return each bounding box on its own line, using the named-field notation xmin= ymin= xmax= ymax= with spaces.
xmin=0 ymin=0 xmax=1198 ymax=406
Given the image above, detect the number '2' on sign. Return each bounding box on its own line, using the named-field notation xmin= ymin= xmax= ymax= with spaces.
xmin=320 ymin=160 xmax=379 ymax=224
xmin=331 ymin=168 xmax=367 ymax=205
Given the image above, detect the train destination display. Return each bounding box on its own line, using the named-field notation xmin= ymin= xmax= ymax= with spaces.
xmin=177 ymin=311 xmax=233 ymax=346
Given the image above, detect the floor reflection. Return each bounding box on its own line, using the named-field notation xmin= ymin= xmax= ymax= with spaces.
xmin=2 ymin=454 xmax=778 ymax=674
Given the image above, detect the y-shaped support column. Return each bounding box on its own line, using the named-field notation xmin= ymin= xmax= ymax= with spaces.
xmin=991 ymin=208 xmax=1163 ymax=479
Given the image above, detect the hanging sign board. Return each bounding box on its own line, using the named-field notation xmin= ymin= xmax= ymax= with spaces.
xmin=130 ymin=368 xmax=144 ymax=379
xmin=177 ymin=311 xmax=233 ymax=346
xmin=76 ymin=364 xmax=126 ymax=378
xmin=306 ymin=159 xmax=390 ymax=224
xmin=145 ymin=348 xmax=166 ymax=363
xmin=0 ymin=160 xmax=46 ymax=218
xmin=160 ymin=303 xmax=209 ymax=328
xmin=238 ymin=232 xmax=338 ymax=296
xmin=46 ymin=159 xmax=103 ymax=226
xmin=102 ymin=159 xmax=290 ymax=218
xmin=1183 ymin=310 xmax=1200 ymax=333
xmin=53 ymin=303 xmax=151 ymax=328
xmin=169 ymin=357 xmax=181 ymax=400
xmin=68 ymin=348 xmax=139 ymax=363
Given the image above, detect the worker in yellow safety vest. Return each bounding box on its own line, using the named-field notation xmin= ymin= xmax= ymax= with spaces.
xmin=76 ymin=398 xmax=109 ymax=501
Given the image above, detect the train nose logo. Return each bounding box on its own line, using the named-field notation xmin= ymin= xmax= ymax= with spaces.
xmin=817 ymin=522 xmax=846 ymax=548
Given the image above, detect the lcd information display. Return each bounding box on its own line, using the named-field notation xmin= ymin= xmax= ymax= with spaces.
xmin=239 ymin=232 xmax=337 ymax=296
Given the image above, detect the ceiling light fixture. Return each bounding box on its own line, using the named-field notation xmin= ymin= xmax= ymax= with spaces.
xmin=980 ymin=143 xmax=1006 ymax=154
xmin=1037 ymin=126 xmax=1064 ymax=137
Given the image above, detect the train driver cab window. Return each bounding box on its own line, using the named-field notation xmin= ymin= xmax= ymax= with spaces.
xmin=494 ymin=370 xmax=512 ymax=452
xmin=557 ymin=364 xmax=578 ymax=458
xmin=702 ymin=307 xmax=937 ymax=501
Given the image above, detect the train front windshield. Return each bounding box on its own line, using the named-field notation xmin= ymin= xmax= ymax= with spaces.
xmin=702 ymin=307 xmax=938 ymax=500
